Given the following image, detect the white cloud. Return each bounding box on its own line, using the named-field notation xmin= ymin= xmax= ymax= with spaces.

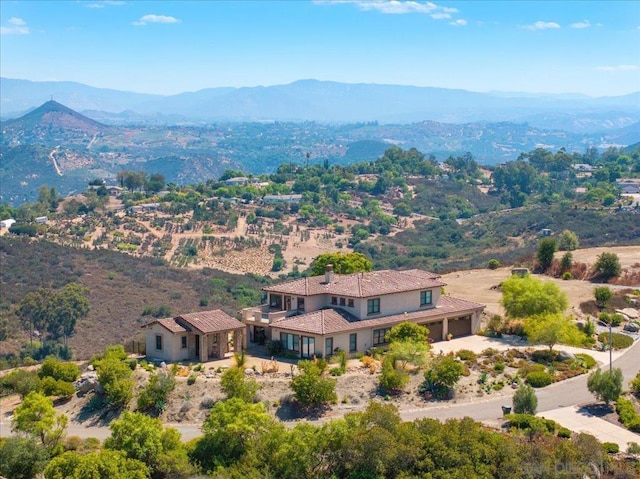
xmin=430 ymin=12 xmax=450 ymax=19
xmin=450 ymin=19 xmax=467 ymax=27
xmin=522 ymin=21 xmax=561 ymax=31
xmin=0 ymin=17 xmax=30 ymax=35
xmin=353 ymin=1 xmax=437 ymax=14
xmin=132 ymin=14 xmax=180 ymax=26
xmin=86 ymin=0 xmax=125 ymax=8
xmin=570 ymin=20 xmax=591 ymax=29
xmin=596 ymin=64 xmax=639 ymax=72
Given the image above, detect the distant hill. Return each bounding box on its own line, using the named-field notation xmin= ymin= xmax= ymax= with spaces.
xmin=2 ymin=77 xmax=638 ymax=128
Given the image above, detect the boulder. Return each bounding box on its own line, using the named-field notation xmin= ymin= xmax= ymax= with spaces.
xmin=75 ymin=372 xmax=104 ymax=395
xmin=624 ymin=323 xmax=640 ymax=333
xmin=557 ymin=350 xmax=576 ymax=361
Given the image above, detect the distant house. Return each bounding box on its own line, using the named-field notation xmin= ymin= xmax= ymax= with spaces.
xmin=0 ymin=218 xmax=16 ymax=229
xmin=35 ymin=216 xmax=48 ymax=224
xmin=224 ymin=177 xmax=250 ymax=186
xmin=128 ymin=203 xmax=161 ymax=214
xmin=616 ymin=179 xmax=640 ymax=195
xmin=571 ymin=163 xmax=596 ymax=173
xmin=242 ymin=267 xmax=485 ymax=357
xmin=142 ymin=310 xmax=246 ymax=363
xmin=262 ymin=194 xmax=302 ymax=204
xmin=539 ymin=228 xmax=552 ymax=237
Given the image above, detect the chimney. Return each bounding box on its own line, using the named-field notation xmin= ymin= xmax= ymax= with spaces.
xmin=325 ymin=264 xmax=334 ymax=284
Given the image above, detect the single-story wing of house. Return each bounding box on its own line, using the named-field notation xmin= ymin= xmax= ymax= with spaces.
xmin=142 ymin=309 xmax=246 ymax=363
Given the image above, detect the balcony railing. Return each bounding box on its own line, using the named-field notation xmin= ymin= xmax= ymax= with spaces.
xmin=241 ymin=305 xmax=288 ymax=324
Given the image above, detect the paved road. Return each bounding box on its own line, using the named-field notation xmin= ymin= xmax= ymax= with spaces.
xmin=400 ymin=337 xmax=640 ymax=424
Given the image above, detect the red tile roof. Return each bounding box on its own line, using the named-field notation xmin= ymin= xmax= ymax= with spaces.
xmin=263 ymin=269 xmax=445 ymax=298
xmin=144 ymin=310 xmax=243 ymax=335
xmin=177 ymin=310 xmax=244 ymax=334
xmin=271 ymin=296 xmax=484 ymax=336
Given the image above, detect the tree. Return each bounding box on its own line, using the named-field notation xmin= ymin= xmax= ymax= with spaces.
xmin=12 ymin=391 xmax=67 ymax=448
xmin=379 ymin=355 xmax=409 ymax=393
xmin=96 ymin=355 xmax=134 ymax=407
xmin=290 ymin=360 xmax=337 ymax=408
xmin=594 ymin=286 xmax=613 ymax=310
xmin=117 ymin=170 xmax=147 ymax=192
xmin=423 ymin=354 xmax=463 ymax=398
xmin=558 ymin=230 xmax=579 ymax=251
xmin=105 ymin=411 xmax=192 ymax=479
xmin=145 ymin=173 xmax=165 ymax=193
xmin=191 ymin=397 xmax=277 ymax=470
xmin=594 ymin=252 xmax=622 ymax=281
xmin=512 ymin=384 xmax=538 ymax=414
xmin=387 ymin=339 xmax=430 ymax=369
xmin=0 ymin=436 xmax=49 ymax=479
xmin=44 ymin=450 xmax=149 ymax=479
xmin=587 ymin=368 xmax=623 ymax=406
xmin=560 ymin=252 xmax=573 ymax=273
xmin=385 ymin=321 xmax=429 ymax=344
xmin=220 ymin=366 xmax=260 ymax=402
xmin=523 ymin=313 xmax=582 ymax=351
xmin=500 ymin=275 xmax=568 ymax=318
xmin=536 ymin=237 xmax=557 ymax=271
xmin=310 ymin=252 xmax=372 ymax=276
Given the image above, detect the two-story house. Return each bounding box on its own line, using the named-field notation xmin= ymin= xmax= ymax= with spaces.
xmin=242 ymin=266 xmax=485 ymax=358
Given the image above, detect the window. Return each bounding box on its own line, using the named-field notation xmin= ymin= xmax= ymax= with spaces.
xmin=280 ymin=332 xmax=299 ymax=352
xmin=420 ymin=290 xmax=433 ymax=306
xmin=270 ymin=294 xmax=283 ymax=309
xmin=331 ymin=296 xmax=338 ymax=305
xmin=373 ymin=328 xmax=391 ymax=346
xmin=349 ymin=333 xmax=357 ymax=352
xmin=367 ymin=298 xmax=380 ymax=315
xmin=301 ymin=336 xmax=315 ymax=358
xmin=339 ymin=297 xmax=346 ymax=306
xmin=181 ymin=336 xmax=187 ymax=349
xmin=348 ymin=299 xmax=354 ymax=308
xmin=325 ymin=338 xmax=333 ymax=357
xmin=297 ymin=297 xmax=305 ymax=312
xmin=155 ymin=335 xmax=162 ymax=351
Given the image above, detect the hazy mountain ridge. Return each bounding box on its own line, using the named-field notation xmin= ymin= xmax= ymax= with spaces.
xmin=1 ymin=99 xmax=637 ymax=205
xmin=2 ymin=77 xmax=638 ymax=129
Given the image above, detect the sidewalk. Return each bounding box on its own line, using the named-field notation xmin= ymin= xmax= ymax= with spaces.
xmin=540 ymin=406 xmax=640 ymax=451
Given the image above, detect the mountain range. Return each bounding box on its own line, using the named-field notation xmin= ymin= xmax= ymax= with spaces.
xmin=2 ymin=77 xmax=639 ymax=132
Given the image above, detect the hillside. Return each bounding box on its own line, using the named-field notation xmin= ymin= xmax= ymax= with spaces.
xmin=0 ymin=236 xmax=267 ymax=360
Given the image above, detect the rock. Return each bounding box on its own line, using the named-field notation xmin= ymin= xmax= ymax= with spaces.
xmin=160 ymin=361 xmax=167 ymax=369
xmin=87 ymin=364 xmax=94 ymax=371
xmin=244 ymin=368 xmax=254 ymax=375
xmin=75 ymin=373 xmax=104 ymax=395
xmin=557 ymin=350 xmax=576 ymax=361
xmin=624 ymin=323 xmax=640 ymax=333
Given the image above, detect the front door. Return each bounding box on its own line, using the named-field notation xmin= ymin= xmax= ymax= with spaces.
xmin=195 ymin=334 xmax=200 ymax=359
xmin=301 ymin=336 xmax=315 ymax=358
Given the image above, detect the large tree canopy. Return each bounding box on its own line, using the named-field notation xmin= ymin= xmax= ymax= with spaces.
xmin=500 ymin=275 xmax=568 ymax=319
xmin=310 ymin=252 xmax=372 ymax=276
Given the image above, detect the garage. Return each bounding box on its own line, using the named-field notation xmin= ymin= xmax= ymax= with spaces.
xmin=426 ymin=321 xmax=443 ymax=342
xmin=448 ymin=315 xmax=472 ymax=338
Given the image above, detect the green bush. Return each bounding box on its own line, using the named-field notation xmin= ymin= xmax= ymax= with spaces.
xmin=526 ymin=371 xmax=553 ymax=388
xmin=598 ymin=332 xmax=633 ymax=349
xmin=531 ymin=350 xmax=557 ymax=364
xmin=488 ymin=259 xmax=501 ymax=270
xmin=137 ymin=370 xmax=176 ymax=414
xmin=38 ymin=358 xmax=81 ymax=382
xmin=575 ymin=353 xmax=596 ymax=370
xmin=1 ymin=369 xmax=40 ymax=398
xmin=615 ymin=397 xmax=640 ymax=432
xmin=558 ymin=427 xmax=572 ymax=438
xmin=630 ymin=372 xmax=640 ymax=398
xmin=599 ymin=313 xmax=623 ymax=327
xmin=507 ymin=413 xmax=557 ymax=433
xmin=187 ymin=374 xmax=197 ymax=386
xmin=602 ymin=442 xmax=619 ymax=454
xmin=40 ymin=376 xmax=75 ymax=398
xmin=380 ymin=356 xmax=409 ymax=394
xmin=125 ymin=358 xmax=137 ymax=371
xmin=561 ymin=272 xmax=572 ymax=280
xmin=456 ymin=349 xmax=477 ymax=361
xmin=493 ymin=363 xmax=505 ymax=372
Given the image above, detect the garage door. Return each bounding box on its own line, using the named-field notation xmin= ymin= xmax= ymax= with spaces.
xmin=448 ymin=316 xmax=472 ymax=337
xmin=426 ymin=321 xmax=443 ymax=342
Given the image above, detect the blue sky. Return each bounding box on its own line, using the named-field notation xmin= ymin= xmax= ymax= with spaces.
xmin=1 ymin=0 xmax=639 ymax=97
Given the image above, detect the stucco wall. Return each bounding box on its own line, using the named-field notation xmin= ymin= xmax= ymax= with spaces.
xmin=145 ymin=323 xmax=189 ymax=362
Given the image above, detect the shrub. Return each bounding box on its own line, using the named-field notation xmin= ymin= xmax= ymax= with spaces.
xmin=599 ymin=313 xmax=623 ymax=327
xmin=507 ymin=413 xmax=557 ymax=434
xmin=531 ymin=350 xmax=557 ymax=364
xmin=598 ymin=332 xmax=633 ymax=349
xmin=513 ymin=384 xmax=538 ymax=415
xmin=588 ymin=368 xmax=623 ymax=406
xmin=423 ymin=355 xmax=463 ymax=399
xmin=38 ymin=358 xmax=81 ymax=382
xmin=265 ymin=340 xmax=284 ymax=356
xmin=187 ymin=374 xmax=197 ymax=386
xmin=455 ymin=349 xmax=477 ymax=361
xmin=615 ymin=398 xmax=640 ymax=432
xmin=562 ymin=272 xmax=572 ymax=280
xmin=220 ymin=367 xmax=259 ymax=402
xmin=137 ymin=370 xmax=176 ymax=415
xmin=488 ymin=259 xmax=501 ymax=270
xmin=1 ymin=369 xmax=40 ymax=398
xmin=630 ymin=372 xmax=640 ymax=398
xmin=494 ymin=363 xmax=505 ymax=372
xmin=602 ymin=442 xmax=619 ymax=454
xmin=558 ymin=427 xmax=572 ymax=438
xmin=125 ymin=358 xmax=137 ymax=371
xmin=526 ymin=371 xmax=553 ymax=388
xmin=379 ymin=356 xmax=409 ymax=394
xmin=290 ymin=360 xmax=337 ymax=407
xmin=627 ymin=442 xmax=640 ymax=454
xmin=575 ymin=353 xmax=596 ymax=370
xmin=40 ymin=376 xmax=75 ymax=398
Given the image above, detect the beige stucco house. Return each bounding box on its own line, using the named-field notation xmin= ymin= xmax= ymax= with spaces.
xmin=242 ymin=267 xmax=485 ymax=358
xmin=143 ymin=310 xmax=246 ymax=363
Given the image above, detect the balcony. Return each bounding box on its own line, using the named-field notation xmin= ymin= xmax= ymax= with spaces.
xmin=241 ymin=305 xmax=288 ymax=324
